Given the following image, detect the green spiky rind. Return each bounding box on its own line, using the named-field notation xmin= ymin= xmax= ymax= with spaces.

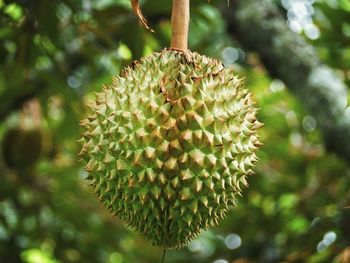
xmin=79 ymin=49 xmax=262 ymax=249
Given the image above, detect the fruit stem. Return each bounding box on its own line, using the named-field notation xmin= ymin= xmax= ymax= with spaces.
xmin=170 ymin=0 xmax=189 ymax=51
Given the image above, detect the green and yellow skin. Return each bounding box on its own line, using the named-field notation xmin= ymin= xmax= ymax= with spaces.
xmin=79 ymin=49 xmax=262 ymax=249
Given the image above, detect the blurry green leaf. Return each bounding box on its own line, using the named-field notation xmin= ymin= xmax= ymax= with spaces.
xmin=288 ymin=216 xmax=309 ymax=234
xmin=278 ymin=193 xmax=298 ymax=210
xmin=21 ymin=249 xmax=60 ymax=263
xmin=262 ymin=197 xmax=275 ymax=215
xmin=143 ymin=44 xmax=153 ymax=56
xmin=343 ymin=47 xmax=350 ymax=67
xmin=108 ymin=252 xmax=123 ymax=263
xmin=306 ymin=248 xmax=332 ymax=263
xmin=342 ymin=23 xmax=350 ymax=38
xmin=94 ymin=0 xmax=131 ymax=10
xmin=4 ymin=3 xmax=23 ymax=21
xmin=339 ymin=0 xmax=350 ymax=12
xmin=118 ymin=43 xmax=132 ymax=60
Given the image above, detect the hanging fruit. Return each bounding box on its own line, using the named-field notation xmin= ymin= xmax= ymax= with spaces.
xmin=2 ymin=127 xmax=43 ymax=170
xmin=79 ymin=0 xmax=262 ymax=249
xmin=2 ymin=99 xmax=44 ymax=171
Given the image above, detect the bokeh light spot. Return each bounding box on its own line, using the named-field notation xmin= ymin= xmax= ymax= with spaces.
xmin=224 ymin=233 xmax=242 ymax=250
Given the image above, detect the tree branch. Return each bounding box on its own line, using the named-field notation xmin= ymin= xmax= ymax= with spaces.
xmin=224 ymin=0 xmax=350 ymax=162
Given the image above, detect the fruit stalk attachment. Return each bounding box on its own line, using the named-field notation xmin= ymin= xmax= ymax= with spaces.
xmin=170 ymin=0 xmax=189 ymax=51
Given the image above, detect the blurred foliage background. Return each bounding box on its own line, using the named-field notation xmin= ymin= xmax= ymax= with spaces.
xmin=0 ymin=0 xmax=350 ymax=262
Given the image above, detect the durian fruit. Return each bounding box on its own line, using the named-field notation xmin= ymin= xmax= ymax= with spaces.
xmin=79 ymin=49 xmax=262 ymax=248
xmin=2 ymin=127 xmax=43 ymax=169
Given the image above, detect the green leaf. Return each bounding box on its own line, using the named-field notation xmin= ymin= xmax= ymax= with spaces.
xmin=4 ymin=3 xmax=23 ymax=20
xmin=21 ymin=249 xmax=60 ymax=263
xmin=339 ymin=0 xmax=350 ymax=12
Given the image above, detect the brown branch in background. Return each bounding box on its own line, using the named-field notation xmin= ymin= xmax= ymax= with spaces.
xmin=223 ymin=0 xmax=350 ymax=163
xmin=131 ymin=0 xmax=154 ymax=32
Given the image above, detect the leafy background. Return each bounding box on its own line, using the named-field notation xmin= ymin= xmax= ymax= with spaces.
xmin=0 ymin=0 xmax=350 ymax=262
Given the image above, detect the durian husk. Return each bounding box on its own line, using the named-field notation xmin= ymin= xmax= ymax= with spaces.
xmin=79 ymin=49 xmax=262 ymax=249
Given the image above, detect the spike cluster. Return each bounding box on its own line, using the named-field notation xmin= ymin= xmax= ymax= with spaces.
xmin=79 ymin=49 xmax=262 ymax=248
